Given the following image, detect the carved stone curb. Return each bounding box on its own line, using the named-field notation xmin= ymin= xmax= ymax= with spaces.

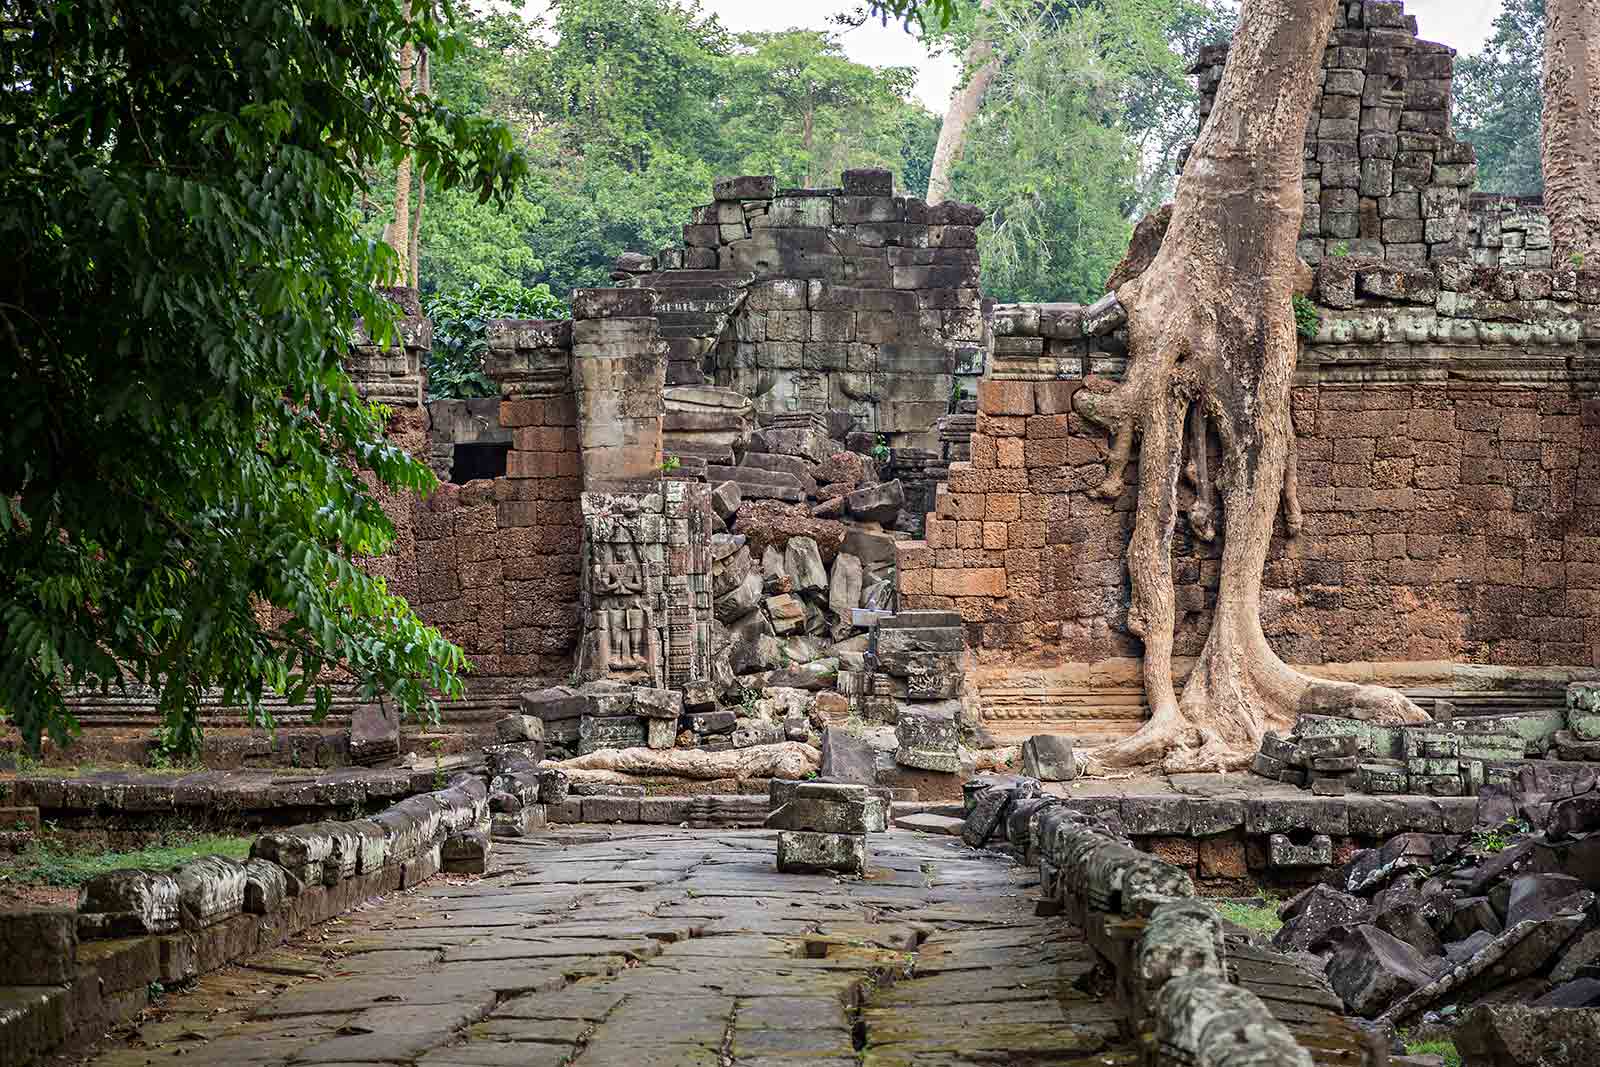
xmin=973 ymin=784 xmax=1315 ymax=1067
xmin=0 ymin=771 xmax=491 ymax=1066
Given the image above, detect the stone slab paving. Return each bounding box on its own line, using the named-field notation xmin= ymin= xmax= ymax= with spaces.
xmin=57 ymin=826 xmax=1360 ymax=1067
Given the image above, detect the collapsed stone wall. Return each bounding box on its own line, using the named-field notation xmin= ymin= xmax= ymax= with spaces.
xmin=625 ymin=170 xmax=989 ymax=452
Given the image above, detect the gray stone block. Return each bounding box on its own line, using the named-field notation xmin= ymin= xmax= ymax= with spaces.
xmin=77 ymin=868 xmax=180 ymax=937
xmin=776 ymin=830 xmax=866 ymax=874
xmin=895 ymin=704 xmax=960 ymax=773
xmin=173 ymin=856 xmax=247 ymax=930
xmin=0 ymin=910 xmax=76 ymax=984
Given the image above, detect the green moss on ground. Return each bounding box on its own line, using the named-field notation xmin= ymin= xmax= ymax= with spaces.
xmin=1403 ymin=1038 xmax=1461 ymax=1067
xmin=0 ymin=833 xmax=253 ymax=887
xmin=1214 ymin=898 xmax=1284 ymax=934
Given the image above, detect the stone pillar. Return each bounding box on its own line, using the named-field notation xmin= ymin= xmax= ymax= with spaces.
xmin=572 ymin=287 xmax=667 ymax=486
xmin=573 ymin=288 xmax=713 ymax=691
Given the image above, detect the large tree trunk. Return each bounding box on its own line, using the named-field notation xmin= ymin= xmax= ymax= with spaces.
xmin=1543 ymin=0 xmax=1600 ymax=265
xmin=408 ymin=50 xmax=429 ymax=290
xmin=926 ymin=0 xmax=997 ymax=206
xmin=1080 ymin=0 xmax=1426 ymax=775
xmin=387 ymin=40 xmax=416 ymax=285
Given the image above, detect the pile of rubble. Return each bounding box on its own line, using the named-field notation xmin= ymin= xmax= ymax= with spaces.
xmin=1271 ymin=773 xmax=1600 ymax=1023
xmin=1251 ymin=683 xmax=1600 ymax=798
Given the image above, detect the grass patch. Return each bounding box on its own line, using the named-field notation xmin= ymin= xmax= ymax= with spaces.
xmin=1214 ymin=897 xmax=1284 ymax=934
xmin=1404 ymin=1038 xmax=1461 ymax=1067
xmin=0 ymin=833 xmax=253 ymax=888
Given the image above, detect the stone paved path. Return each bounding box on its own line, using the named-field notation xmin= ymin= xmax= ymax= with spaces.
xmin=65 ymin=828 xmax=1136 ymax=1067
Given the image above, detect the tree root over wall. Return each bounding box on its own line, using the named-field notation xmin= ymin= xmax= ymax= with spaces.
xmin=1079 ymin=0 xmax=1428 ymax=776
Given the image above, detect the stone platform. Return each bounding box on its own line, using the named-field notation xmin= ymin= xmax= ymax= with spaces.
xmin=1041 ymin=772 xmax=1482 ymax=888
xmin=55 ymin=827 xmax=1368 ymax=1067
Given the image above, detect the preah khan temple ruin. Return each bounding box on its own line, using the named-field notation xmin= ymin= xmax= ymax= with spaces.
xmin=2 ymin=1 xmax=1600 ymax=1066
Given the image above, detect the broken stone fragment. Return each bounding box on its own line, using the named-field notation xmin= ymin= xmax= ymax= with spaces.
xmin=775 ymin=830 xmax=866 ymax=874
xmin=783 ymin=536 xmax=827 ymax=593
xmin=711 ymin=480 xmax=742 ymax=524
xmin=895 ymin=703 xmax=960 ymax=773
xmin=1021 ymin=735 xmax=1078 ymax=782
xmin=1272 ymin=884 xmax=1369 ymax=954
xmin=1454 ymin=1003 xmax=1600 ymax=1066
xmin=1327 ymin=924 xmax=1443 ymax=1016
xmin=844 ymin=480 xmax=905 ymax=525
xmin=78 ymin=868 xmax=181 ymax=937
xmin=495 ymin=714 xmax=545 ymax=744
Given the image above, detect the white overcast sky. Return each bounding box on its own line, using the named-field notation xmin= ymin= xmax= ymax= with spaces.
xmin=691 ymin=1 xmax=1505 ymax=113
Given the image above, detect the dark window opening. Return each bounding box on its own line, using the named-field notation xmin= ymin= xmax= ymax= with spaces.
xmin=450 ymin=442 xmax=511 ymax=485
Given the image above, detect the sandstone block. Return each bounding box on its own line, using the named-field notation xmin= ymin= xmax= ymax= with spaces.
xmin=1021 ymin=735 xmax=1077 ymax=781
xmin=0 ymin=910 xmax=76 ymax=984
xmin=441 ymin=830 xmax=492 ymax=875
xmin=78 ymin=869 xmax=180 ymax=937
xmin=172 ymin=856 xmax=247 ymax=930
xmin=776 ymin=830 xmax=866 ymax=874
xmin=896 ymin=704 xmax=960 ymax=773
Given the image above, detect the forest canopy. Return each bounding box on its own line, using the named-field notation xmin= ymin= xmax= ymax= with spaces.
xmin=376 ymin=0 xmax=1238 ymax=338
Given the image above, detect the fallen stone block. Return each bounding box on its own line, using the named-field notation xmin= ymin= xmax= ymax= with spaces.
xmin=775 ymin=830 xmax=865 ymax=874
xmin=441 ymin=830 xmax=492 ymax=875
xmin=1534 ymin=978 xmax=1600 ymax=1008
xmin=499 ymin=802 xmax=550 ymax=836
xmin=1334 ymin=832 xmax=1435 ymax=895
xmin=1548 ymin=789 xmax=1600 ymax=840
xmin=348 ymin=702 xmax=401 ymax=766
xmin=1327 ymin=924 xmax=1443 ymax=1016
xmin=1272 ymin=884 xmax=1370 ymax=954
xmin=0 ymin=909 xmax=76 ymax=984
xmin=1021 ymin=734 xmax=1077 ymax=781
xmin=844 ymin=479 xmax=904 ymax=524
xmin=895 ymin=703 xmax=960 ymax=773
xmin=1374 ymin=884 xmax=1445 ymax=958
xmin=894 ymin=812 xmax=965 ymax=835
xmin=1455 ymin=1004 xmax=1600 ymax=1067
xmin=78 ymin=869 xmax=181 ymax=937
xmin=537 ymin=768 xmax=571 ymax=805
xmin=495 ymin=714 xmax=545 ymax=743
xmin=1380 ymin=899 xmax=1595 ymax=1026
xmin=766 ymin=787 xmax=872 ymax=835
xmin=1506 ymin=873 xmax=1585 ymax=925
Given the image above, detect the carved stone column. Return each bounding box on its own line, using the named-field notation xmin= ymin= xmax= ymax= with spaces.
xmin=573 ymin=289 xmax=713 ymax=690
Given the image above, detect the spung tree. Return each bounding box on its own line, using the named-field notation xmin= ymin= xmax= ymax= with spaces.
xmin=1542 ymin=0 xmax=1600 ymax=266
xmin=0 ymin=0 xmax=526 ymax=754
xmin=876 ymin=0 xmax=1428 ymax=771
